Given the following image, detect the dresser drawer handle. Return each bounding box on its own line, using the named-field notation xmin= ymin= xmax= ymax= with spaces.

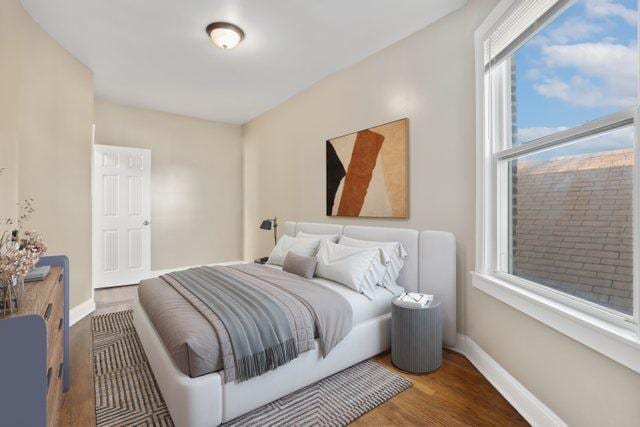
xmin=58 ymin=317 xmax=64 ymax=331
xmin=58 ymin=362 xmax=63 ymax=379
xmin=58 ymin=273 xmax=63 ymax=283
xmin=46 ymin=367 xmax=53 ymax=391
xmin=44 ymin=303 xmax=53 ymax=321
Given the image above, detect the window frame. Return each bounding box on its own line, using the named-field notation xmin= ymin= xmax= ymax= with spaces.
xmin=474 ymin=0 xmax=640 ymax=373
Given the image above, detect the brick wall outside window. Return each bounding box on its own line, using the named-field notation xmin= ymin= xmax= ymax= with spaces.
xmin=512 ymin=149 xmax=634 ymax=314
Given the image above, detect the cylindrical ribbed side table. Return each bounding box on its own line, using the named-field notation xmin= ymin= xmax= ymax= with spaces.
xmin=391 ymin=297 xmax=442 ymax=373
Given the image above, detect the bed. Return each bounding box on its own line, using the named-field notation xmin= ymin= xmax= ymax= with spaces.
xmin=133 ymin=222 xmax=456 ymax=426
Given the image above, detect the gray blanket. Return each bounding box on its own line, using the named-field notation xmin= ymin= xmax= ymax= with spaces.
xmin=164 ymin=264 xmax=352 ymax=383
xmin=230 ymin=264 xmax=353 ymax=356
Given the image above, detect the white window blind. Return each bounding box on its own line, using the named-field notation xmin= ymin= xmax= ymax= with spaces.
xmin=484 ymin=0 xmax=571 ymax=67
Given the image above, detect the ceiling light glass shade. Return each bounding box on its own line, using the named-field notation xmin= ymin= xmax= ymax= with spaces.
xmin=206 ymin=22 xmax=244 ymax=50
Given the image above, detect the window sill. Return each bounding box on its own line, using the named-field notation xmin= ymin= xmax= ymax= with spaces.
xmin=471 ymin=272 xmax=640 ymax=374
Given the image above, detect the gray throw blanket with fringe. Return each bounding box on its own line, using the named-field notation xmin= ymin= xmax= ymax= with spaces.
xmin=168 ymin=266 xmax=299 ymax=382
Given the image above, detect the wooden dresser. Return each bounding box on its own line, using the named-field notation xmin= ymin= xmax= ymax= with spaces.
xmin=0 ymin=256 xmax=69 ymax=426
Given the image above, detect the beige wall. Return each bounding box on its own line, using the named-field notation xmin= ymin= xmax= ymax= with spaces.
xmin=1 ymin=0 xmax=94 ymax=309
xmin=242 ymin=1 xmax=640 ymax=425
xmin=1 ymin=1 xmax=242 ymax=307
xmin=94 ymin=101 xmax=243 ymax=270
xmin=0 ymin=1 xmax=22 ymax=226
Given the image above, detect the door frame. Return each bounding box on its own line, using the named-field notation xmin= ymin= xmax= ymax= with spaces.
xmin=92 ymin=142 xmax=152 ymax=289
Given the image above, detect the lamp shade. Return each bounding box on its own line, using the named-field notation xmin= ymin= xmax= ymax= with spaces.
xmin=260 ymin=219 xmax=272 ymax=230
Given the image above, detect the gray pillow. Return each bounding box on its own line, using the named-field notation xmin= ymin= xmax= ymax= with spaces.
xmin=282 ymin=251 xmax=317 ymax=279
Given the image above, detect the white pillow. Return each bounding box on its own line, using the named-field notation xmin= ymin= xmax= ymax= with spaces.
xmin=267 ymin=235 xmax=321 ymax=266
xmin=339 ymin=236 xmax=408 ymax=294
xmin=296 ymin=231 xmax=340 ymax=244
xmin=315 ymin=241 xmax=387 ymax=298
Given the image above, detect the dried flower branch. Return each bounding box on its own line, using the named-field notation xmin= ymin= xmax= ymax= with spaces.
xmin=1 ymin=166 xmax=36 ymax=229
xmin=0 ymin=167 xmax=46 ymax=281
xmin=0 ymin=230 xmax=47 ymax=281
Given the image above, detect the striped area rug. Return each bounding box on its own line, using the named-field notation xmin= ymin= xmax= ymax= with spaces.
xmin=92 ymin=311 xmax=173 ymax=426
xmin=92 ymin=310 xmax=412 ymax=427
xmin=223 ymin=360 xmax=412 ymax=426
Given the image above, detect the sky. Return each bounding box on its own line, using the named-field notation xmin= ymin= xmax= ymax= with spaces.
xmin=512 ymin=0 xmax=638 ymax=155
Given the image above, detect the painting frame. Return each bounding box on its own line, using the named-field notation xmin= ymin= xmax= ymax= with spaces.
xmin=326 ymin=118 xmax=408 ymax=219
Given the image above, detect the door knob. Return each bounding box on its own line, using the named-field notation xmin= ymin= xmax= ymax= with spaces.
xmin=143 ymin=220 xmax=151 ymax=226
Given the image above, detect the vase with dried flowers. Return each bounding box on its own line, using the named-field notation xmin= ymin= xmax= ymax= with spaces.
xmin=0 ymin=167 xmax=47 ymax=314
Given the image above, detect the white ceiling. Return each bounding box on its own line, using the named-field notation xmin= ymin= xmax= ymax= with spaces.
xmin=21 ymin=0 xmax=466 ymax=124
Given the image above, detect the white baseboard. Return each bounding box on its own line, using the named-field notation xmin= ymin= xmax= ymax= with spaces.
xmin=69 ymin=298 xmax=96 ymax=326
xmin=451 ymin=334 xmax=566 ymax=427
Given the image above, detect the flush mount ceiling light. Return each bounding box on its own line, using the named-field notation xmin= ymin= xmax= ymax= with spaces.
xmin=206 ymin=22 xmax=244 ymax=50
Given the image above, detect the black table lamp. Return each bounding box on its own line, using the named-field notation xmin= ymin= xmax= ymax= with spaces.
xmin=260 ymin=217 xmax=278 ymax=245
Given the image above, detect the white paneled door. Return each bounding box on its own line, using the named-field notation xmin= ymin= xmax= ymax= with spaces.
xmin=93 ymin=145 xmax=151 ymax=288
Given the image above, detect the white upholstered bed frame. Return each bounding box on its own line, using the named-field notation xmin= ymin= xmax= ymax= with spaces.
xmin=134 ymin=222 xmax=456 ymax=426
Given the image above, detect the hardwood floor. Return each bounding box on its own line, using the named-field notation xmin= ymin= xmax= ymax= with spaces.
xmin=356 ymin=352 xmax=528 ymax=426
xmin=59 ymin=286 xmax=528 ymax=426
xmin=59 ymin=315 xmax=95 ymax=426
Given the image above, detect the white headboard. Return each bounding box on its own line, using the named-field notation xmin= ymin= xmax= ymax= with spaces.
xmin=420 ymin=230 xmax=456 ymax=348
xmin=283 ymin=221 xmax=457 ymax=347
xmin=285 ymin=222 xmax=344 ymax=238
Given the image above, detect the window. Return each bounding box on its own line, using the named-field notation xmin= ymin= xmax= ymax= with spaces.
xmin=511 ymin=0 xmax=638 ymax=146
xmin=508 ymin=126 xmax=635 ymax=315
xmin=476 ymin=0 xmax=640 ymax=372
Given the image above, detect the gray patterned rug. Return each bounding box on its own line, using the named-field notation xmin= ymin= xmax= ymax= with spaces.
xmin=92 ymin=310 xmax=411 ymax=427
xmin=93 ymin=311 xmax=173 ymax=426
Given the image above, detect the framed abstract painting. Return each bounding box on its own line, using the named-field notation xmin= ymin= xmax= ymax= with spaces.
xmin=326 ymin=118 xmax=408 ymax=218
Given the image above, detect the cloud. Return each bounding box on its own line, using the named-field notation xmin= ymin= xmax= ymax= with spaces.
xmin=533 ymin=42 xmax=637 ymax=107
xmin=525 ymin=68 xmax=544 ymax=80
xmin=519 ymin=125 xmax=633 ymax=158
xmin=516 ymin=126 xmax=569 ymax=144
xmin=534 ymin=75 xmax=630 ymax=107
xmin=542 ymin=43 xmax=637 ymax=79
xmin=585 ymin=0 xmax=638 ymax=25
xmin=532 ymin=18 xmax=603 ymax=45
xmin=560 ymin=125 xmax=633 ymax=155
